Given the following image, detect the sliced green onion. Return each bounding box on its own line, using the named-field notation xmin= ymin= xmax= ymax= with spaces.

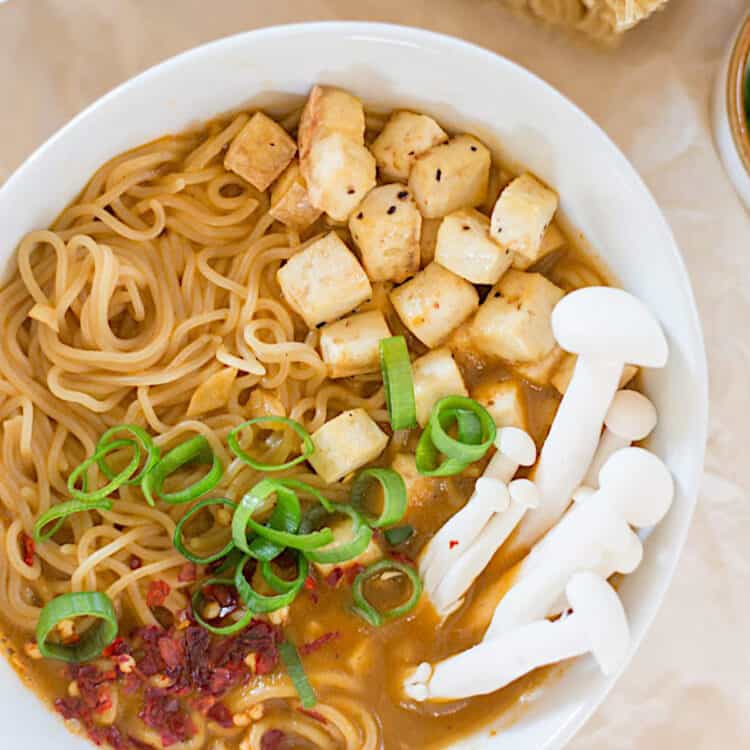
xmin=351 ymin=468 xmax=407 ymax=528
xmin=429 ymin=396 xmax=496 ymax=463
xmin=191 ymin=577 xmax=254 ymax=635
xmin=303 ymin=503 xmax=372 ymax=565
xmin=384 ymin=524 xmax=414 ymax=546
xmin=261 ymin=553 xmax=309 ymax=594
xmin=232 ymin=480 xmax=332 ymax=554
xmin=279 ymin=641 xmax=317 ymax=709
xmin=274 ymin=478 xmax=333 ymax=512
xmin=34 ymin=498 xmax=113 ymax=542
xmin=67 ymin=438 xmax=140 ymax=502
xmin=246 ymin=485 xmax=302 ymax=562
xmin=415 ymin=423 xmax=469 ymax=477
xmin=228 ymin=417 xmax=315 ymax=472
xmin=234 ymin=554 xmax=307 ymax=612
xmin=351 ymin=559 xmax=422 ymax=627
xmin=210 ymin=547 xmax=244 ymax=576
xmin=36 ymin=592 xmax=118 ymax=663
xmin=142 ymin=435 xmax=223 ymax=506
xmin=452 ymin=409 xmax=483 ymax=446
xmin=379 ymin=336 xmax=417 ymax=431
xmin=97 ymin=424 xmax=160 ymax=486
xmin=173 ymin=497 xmax=236 ymax=564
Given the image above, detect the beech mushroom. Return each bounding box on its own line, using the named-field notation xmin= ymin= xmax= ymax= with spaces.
xmin=420 ymin=427 xmax=536 ymax=611
xmin=404 ymin=571 xmax=629 ymax=702
xmin=583 ymin=389 xmax=657 ymax=488
xmin=509 ymin=288 xmax=668 ymax=554
xmin=483 ymin=446 xmax=672 ymax=640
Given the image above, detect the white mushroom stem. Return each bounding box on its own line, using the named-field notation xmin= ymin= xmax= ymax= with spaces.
xmin=405 ymin=572 xmax=629 ymax=702
xmin=509 ymin=288 xmax=668 ymax=555
xmin=420 ymin=427 xmax=536 ymax=600
xmin=430 ymin=478 xmax=539 ymax=618
xmin=483 ymin=447 xmax=671 ymax=641
xmin=583 ymin=390 xmax=657 ymax=488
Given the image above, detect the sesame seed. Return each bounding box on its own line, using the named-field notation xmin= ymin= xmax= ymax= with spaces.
xmin=356 ymin=212 xmax=364 ymax=219
xmin=462 ymin=225 xmax=470 ymax=231
xmin=347 ymin=188 xmax=355 ymax=195
xmin=387 ymin=206 xmax=397 ymax=215
xmin=397 ymin=190 xmax=408 ymax=199
xmin=435 ymin=169 xmax=442 ymax=182
xmin=470 ymin=145 xmax=477 ymax=152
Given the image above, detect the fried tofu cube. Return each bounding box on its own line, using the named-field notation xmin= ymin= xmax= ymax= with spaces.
xmin=411 ymin=348 xmax=468 ymax=426
xmin=319 ymin=310 xmax=391 ymax=378
xmin=551 ymin=356 xmax=638 ymax=395
xmin=390 ymin=263 xmax=479 ymax=348
xmin=308 ymin=408 xmax=388 ymax=483
xmin=371 ymin=111 xmax=448 ymax=181
xmin=349 ymin=184 xmax=421 ymax=283
xmin=391 ymin=453 xmax=444 ymax=509
xmin=277 ymin=232 xmax=372 ymax=328
xmin=224 ymin=112 xmax=297 ymax=192
xmin=490 ymin=173 xmax=559 ymax=265
xmin=409 ymin=135 xmax=491 ymax=218
xmin=298 ymin=85 xmax=366 ymax=161
xmin=269 ymin=161 xmax=322 ymax=229
xmin=313 ymin=527 xmax=384 ymax=577
xmin=470 ymin=270 xmax=564 ymax=363
xmin=420 ymin=218 xmax=441 ymax=267
xmin=435 ymin=208 xmax=512 ymax=285
xmin=472 ymin=380 xmax=528 ymax=430
xmin=303 ymin=133 xmax=377 ymax=222
xmin=187 ymin=367 xmax=237 ymax=417
xmin=512 ymin=221 xmax=566 ymax=270
xmin=514 ymin=345 xmax=566 ymax=387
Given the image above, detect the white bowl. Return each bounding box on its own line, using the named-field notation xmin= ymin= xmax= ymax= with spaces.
xmin=0 ymin=22 xmax=707 ymax=750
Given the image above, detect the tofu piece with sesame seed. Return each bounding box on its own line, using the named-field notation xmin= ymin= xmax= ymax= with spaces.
xmin=303 ymin=133 xmax=377 ymax=222
xmin=269 ymin=161 xmax=322 ymax=229
xmin=412 ymin=348 xmax=468 ymax=426
xmin=512 ymin=221 xmax=566 ymax=270
xmin=298 ymin=85 xmax=366 ymax=161
xmin=490 ymin=173 xmax=559 ymax=266
xmin=472 ymin=380 xmax=528 ymax=431
xmin=390 ymin=263 xmax=479 ymax=348
xmin=409 ymin=135 xmax=491 ymax=218
xmin=224 ymin=112 xmax=297 ymax=192
xmin=470 ymin=270 xmax=565 ymax=363
xmin=371 ymin=111 xmax=448 ymax=181
xmin=319 ymin=310 xmax=391 ymax=378
xmin=308 ymin=408 xmax=389 ymax=483
xmin=277 ymin=232 xmax=372 ymax=329
xmin=349 ymin=184 xmax=421 ymax=283
xmin=435 ymin=208 xmax=512 ymax=285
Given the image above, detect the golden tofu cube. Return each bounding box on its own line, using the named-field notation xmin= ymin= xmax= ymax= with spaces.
xmin=319 ymin=310 xmax=391 ymax=378
xmin=298 ymin=85 xmax=366 ymax=161
xmin=269 ymin=161 xmax=322 ymax=229
xmin=512 ymin=221 xmax=566 ymax=270
xmin=472 ymin=379 xmax=528 ymax=431
xmin=411 ymin=348 xmax=468 ymax=426
xmin=224 ymin=112 xmax=296 ymax=192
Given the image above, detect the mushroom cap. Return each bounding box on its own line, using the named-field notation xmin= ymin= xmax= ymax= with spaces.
xmin=495 ymin=427 xmax=537 ymax=467
xmin=551 ymin=288 xmax=668 ymax=368
xmin=565 ymin=571 xmax=630 ymax=676
xmin=604 ymin=390 xmax=657 ymax=441
xmin=508 ymin=478 xmax=540 ymax=510
xmin=475 ymin=476 xmax=511 ymax=512
xmin=598 ymin=447 xmax=674 ymax=527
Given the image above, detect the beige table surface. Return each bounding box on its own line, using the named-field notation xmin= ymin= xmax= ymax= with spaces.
xmin=1 ymin=0 xmax=748 ymax=747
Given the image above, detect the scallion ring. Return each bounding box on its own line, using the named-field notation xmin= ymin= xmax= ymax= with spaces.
xmin=351 ymin=559 xmax=422 ymax=627
xmin=67 ymin=438 xmax=140 ymax=502
xmin=246 ymin=483 xmax=302 ymax=561
xmin=303 ymin=503 xmax=372 ymax=565
xmin=279 ymin=641 xmax=317 ymax=709
xmin=34 ymin=498 xmax=113 ymax=542
xmin=261 ymin=552 xmax=309 ymax=594
xmin=429 ymin=396 xmax=496 ymax=463
xmin=173 ymin=497 xmax=236 ymax=564
xmin=191 ymin=577 xmax=254 ymax=635
xmin=142 ymin=435 xmax=223 ymax=506
xmin=379 ymin=336 xmax=417 ymax=431
xmin=415 ymin=423 xmax=470 ymax=477
xmin=384 ymin=524 xmax=414 ymax=546
xmin=36 ymin=592 xmax=118 ymax=663
xmin=234 ymin=553 xmax=307 ymax=612
xmin=228 ymin=417 xmax=315 ymax=472
xmin=232 ymin=480 xmax=333 ymax=554
xmin=351 ymin=468 xmax=407 ymax=528
xmin=96 ymin=424 xmax=160 ymax=486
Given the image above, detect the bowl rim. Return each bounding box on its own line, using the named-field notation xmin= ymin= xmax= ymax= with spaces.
xmin=0 ymin=21 xmax=709 ymax=750
xmin=726 ymin=12 xmax=750 ymax=176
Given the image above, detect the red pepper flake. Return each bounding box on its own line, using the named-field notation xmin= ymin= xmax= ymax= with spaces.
xmin=146 ymin=580 xmax=171 ymax=608
xmin=102 ymin=638 xmax=129 ymax=658
xmin=158 ymin=636 xmax=185 ymax=670
xmin=178 ymin=562 xmax=197 ymax=583
xmin=261 ymin=730 xmax=287 ymax=750
xmin=93 ymin=686 xmax=113 ymax=715
xmin=206 ymin=701 xmax=234 ymax=728
xmin=345 ymin=563 xmax=366 ymax=584
xmin=129 ymin=554 xmax=143 ymax=570
xmin=449 ymin=540 xmax=459 ymax=549
xmin=325 ymin=567 xmax=344 ymax=588
xmin=303 ymin=575 xmax=316 ymax=591
xmin=21 ymin=533 xmax=35 ymax=567
xmin=298 ymin=707 xmax=327 ymax=724
xmin=389 ymin=551 xmax=414 ymax=565
xmin=299 ymin=631 xmax=340 ymax=656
